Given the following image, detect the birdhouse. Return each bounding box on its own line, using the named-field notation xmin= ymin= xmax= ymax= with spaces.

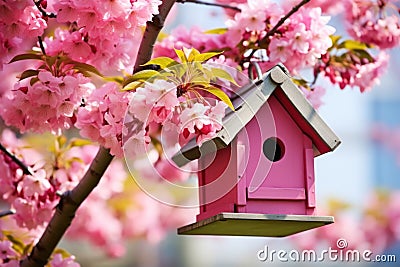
xmin=173 ymin=64 xmax=341 ymax=237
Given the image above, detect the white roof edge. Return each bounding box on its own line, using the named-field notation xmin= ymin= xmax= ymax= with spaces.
xmin=276 ymin=69 xmax=341 ymax=154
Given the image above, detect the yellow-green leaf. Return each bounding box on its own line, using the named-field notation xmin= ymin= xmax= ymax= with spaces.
xmin=174 ymin=48 xmax=187 ymax=63
xmin=9 ymin=53 xmax=42 ymax=63
xmin=69 ymin=138 xmax=92 ymax=147
xmin=131 ymin=69 xmax=159 ymax=81
xmin=337 ymin=40 xmax=371 ymax=50
xmin=143 ymin=57 xmax=179 ymax=69
xmin=204 ymin=28 xmax=228 ymax=34
xmin=122 ymin=81 xmax=143 ymax=91
xmin=330 ymin=35 xmax=341 ymax=46
xmin=210 ymin=68 xmax=238 ymax=86
xmin=187 ymin=48 xmax=200 ymax=62
xmin=193 ymin=51 xmax=222 ymax=62
xmin=19 ymin=69 xmax=39 ymax=81
xmin=104 ymin=76 xmax=124 ymax=84
xmin=197 ymin=86 xmax=234 ymax=110
xmin=72 ymin=62 xmax=103 ymax=77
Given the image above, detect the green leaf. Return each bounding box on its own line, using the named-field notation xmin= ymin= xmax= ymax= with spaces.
xmin=30 ymin=77 xmax=39 ymax=86
xmin=143 ymin=57 xmax=179 ymax=69
xmin=122 ymin=81 xmax=143 ymax=91
xmin=174 ymin=48 xmax=188 ymax=63
xmin=9 ymin=53 xmax=42 ymax=63
xmin=69 ymin=138 xmax=92 ymax=147
xmin=19 ymin=69 xmax=39 ymax=81
xmin=70 ymin=61 xmax=103 ymax=77
xmin=353 ymin=49 xmax=374 ymax=62
xmin=193 ymin=51 xmax=222 ymax=62
xmin=204 ymin=28 xmax=228 ymax=34
xmin=104 ymin=76 xmax=125 ymax=84
xmin=187 ymin=48 xmax=200 ymax=62
xmin=210 ymin=68 xmax=239 ymax=86
xmin=131 ymin=69 xmax=159 ymax=81
xmin=4 ymin=233 xmax=25 ymax=254
xmin=330 ymin=35 xmax=341 ymax=47
xmin=337 ymin=40 xmax=371 ymax=51
xmin=197 ymin=86 xmax=234 ymax=110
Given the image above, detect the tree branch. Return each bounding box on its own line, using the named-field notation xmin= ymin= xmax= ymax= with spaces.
xmin=0 ymin=143 xmax=32 ymax=176
xmin=0 ymin=209 xmax=15 ymax=218
xmin=134 ymin=0 xmax=178 ymax=73
xmin=21 ymin=1 xmax=177 ymax=266
xmin=176 ymin=0 xmax=240 ymax=12
xmin=243 ymin=0 xmax=310 ymax=63
xmin=33 ymin=0 xmax=57 ymax=18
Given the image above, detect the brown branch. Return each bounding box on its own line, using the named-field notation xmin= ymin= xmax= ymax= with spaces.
xmin=242 ymin=0 xmax=311 ymax=63
xmin=37 ymin=36 xmax=46 ymax=56
xmin=33 ymin=0 xmax=57 ymax=18
xmin=0 ymin=209 xmax=15 ymax=218
xmin=176 ymin=0 xmax=240 ymax=12
xmin=133 ymin=0 xmax=177 ymax=73
xmin=0 ymin=143 xmax=32 ymax=176
xmin=21 ymin=1 xmax=177 ymax=266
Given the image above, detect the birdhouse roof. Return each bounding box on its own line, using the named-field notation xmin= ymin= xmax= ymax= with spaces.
xmin=172 ymin=64 xmax=341 ymax=167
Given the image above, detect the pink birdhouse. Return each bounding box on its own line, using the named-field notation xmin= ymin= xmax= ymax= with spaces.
xmin=173 ymin=64 xmax=341 ymax=237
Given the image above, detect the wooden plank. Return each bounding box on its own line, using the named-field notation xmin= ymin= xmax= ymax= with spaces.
xmin=178 ymin=213 xmax=334 ymax=237
xmin=247 ymin=187 xmax=306 ymax=200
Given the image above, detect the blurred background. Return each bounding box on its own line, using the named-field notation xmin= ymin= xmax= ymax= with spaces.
xmin=57 ymin=2 xmax=400 ymax=267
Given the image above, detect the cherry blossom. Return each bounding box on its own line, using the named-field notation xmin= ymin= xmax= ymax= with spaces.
xmin=0 ymin=70 xmax=95 ymax=135
xmin=76 ymin=82 xmax=131 ymax=157
xmin=346 ymin=0 xmax=400 ymax=49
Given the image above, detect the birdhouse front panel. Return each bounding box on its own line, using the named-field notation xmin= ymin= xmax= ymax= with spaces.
xmin=234 ymin=92 xmax=316 ymax=216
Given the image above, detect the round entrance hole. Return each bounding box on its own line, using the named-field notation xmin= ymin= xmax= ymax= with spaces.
xmin=262 ymin=137 xmax=285 ymax=162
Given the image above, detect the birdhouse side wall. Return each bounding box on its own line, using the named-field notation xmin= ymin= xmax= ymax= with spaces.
xmin=196 ymin=141 xmax=239 ymax=221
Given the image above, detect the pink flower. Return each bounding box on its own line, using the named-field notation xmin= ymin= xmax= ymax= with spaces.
xmin=300 ymin=86 xmax=326 ymax=109
xmin=75 ymin=82 xmax=131 ymax=157
xmin=49 ymin=254 xmax=80 ymax=267
xmin=269 ymin=39 xmax=293 ymax=62
xmin=346 ymin=0 xmax=400 ymax=49
xmin=21 ymin=169 xmax=51 ymax=197
xmin=0 ymin=70 xmax=95 ymax=135
xmin=0 ymin=240 xmax=17 ymax=261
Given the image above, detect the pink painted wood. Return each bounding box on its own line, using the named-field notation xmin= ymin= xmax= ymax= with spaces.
xmin=196 ymin=90 xmax=317 ymax=221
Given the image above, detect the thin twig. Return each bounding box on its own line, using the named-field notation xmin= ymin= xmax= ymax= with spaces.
xmin=38 ymin=36 xmax=46 ymax=56
xmin=176 ymin=0 xmax=240 ymax=11
xmin=0 ymin=209 xmax=15 ymax=218
xmin=0 ymin=143 xmax=33 ymax=176
xmin=242 ymin=0 xmax=310 ymax=63
xmin=33 ymin=0 xmax=57 ymax=18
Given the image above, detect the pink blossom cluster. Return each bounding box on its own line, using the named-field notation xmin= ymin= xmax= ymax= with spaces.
xmin=321 ymin=51 xmax=389 ymax=92
xmin=225 ymin=3 xmax=335 ymax=71
xmin=154 ymin=25 xmax=227 ymax=59
xmin=0 ymin=130 xmax=58 ymax=229
xmin=346 ymin=0 xmax=400 ymax=49
xmin=0 ymin=130 xmax=194 ymax=257
xmin=283 ymin=0 xmax=345 ymax=15
xmin=75 ymin=82 xmax=131 ymax=157
xmin=0 ymin=70 xmax=95 ymax=135
xmin=43 ymin=0 xmax=161 ymax=72
xmin=300 ymin=86 xmax=326 ymax=110
xmin=0 ymin=1 xmax=47 ymax=70
xmin=124 ymin=79 xmax=227 ymax=160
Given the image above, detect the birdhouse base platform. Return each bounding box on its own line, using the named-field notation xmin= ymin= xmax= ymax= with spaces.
xmin=178 ymin=213 xmax=334 ymax=237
